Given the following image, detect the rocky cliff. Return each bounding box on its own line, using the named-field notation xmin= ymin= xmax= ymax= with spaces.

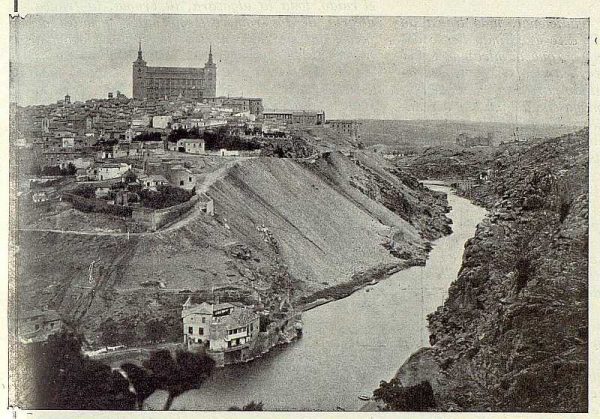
xmin=389 ymin=129 xmax=588 ymax=412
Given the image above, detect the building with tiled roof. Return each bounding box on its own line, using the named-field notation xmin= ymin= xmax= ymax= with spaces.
xmin=181 ymin=297 xmax=260 ymax=356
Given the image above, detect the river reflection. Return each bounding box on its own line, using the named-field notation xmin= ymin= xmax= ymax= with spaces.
xmin=149 ymin=186 xmax=486 ymax=411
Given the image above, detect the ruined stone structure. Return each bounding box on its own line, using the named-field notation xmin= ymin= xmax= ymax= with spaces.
xmin=456 ymin=132 xmax=494 ymax=147
xmin=133 ymin=42 xmax=216 ymax=100
xmin=327 ymin=119 xmax=361 ymax=141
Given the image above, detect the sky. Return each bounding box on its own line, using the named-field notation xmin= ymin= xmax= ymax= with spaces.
xmin=10 ymin=15 xmax=588 ymax=125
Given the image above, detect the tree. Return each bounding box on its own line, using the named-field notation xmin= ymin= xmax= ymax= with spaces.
xmin=141 ymin=349 xmax=215 ymax=410
xmin=99 ymin=317 xmax=120 ymax=346
xmin=145 ymin=319 xmax=166 ymax=343
xmin=138 ymin=185 xmax=193 ymax=209
xmin=12 ymin=330 xmax=136 ymax=410
xmin=243 ymin=401 xmax=264 ymax=411
xmin=373 ymin=379 xmax=435 ymax=411
xmin=60 ymin=162 xmax=76 ymax=176
xmin=229 ymin=401 xmax=264 ymax=411
xmin=133 ymin=132 xmax=162 ymax=142
xmin=41 ymin=165 xmax=62 ymax=176
xmin=122 ymin=170 xmax=137 ymax=184
xmin=119 ymin=363 xmax=157 ymax=410
xmin=74 ymin=184 xmax=97 ymax=199
xmin=167 ymin=127 xmax=201 ymax=143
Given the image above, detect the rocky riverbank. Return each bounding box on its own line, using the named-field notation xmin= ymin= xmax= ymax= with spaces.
xmin=378 ymin=128 xmax=588 ymax=412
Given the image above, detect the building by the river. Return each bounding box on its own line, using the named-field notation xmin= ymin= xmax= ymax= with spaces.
xmin=182 ymin=298 xmax=261 ymax=364
xmin=182 ymin=297 xmax=302 ymax=367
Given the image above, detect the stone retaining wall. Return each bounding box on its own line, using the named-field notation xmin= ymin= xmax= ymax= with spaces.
xmin=132 ymin=195 xmax=199 ymax=231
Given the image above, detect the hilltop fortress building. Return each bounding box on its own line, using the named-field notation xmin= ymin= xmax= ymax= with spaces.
xmin=133 ymin=42 xmax=216 ymax=100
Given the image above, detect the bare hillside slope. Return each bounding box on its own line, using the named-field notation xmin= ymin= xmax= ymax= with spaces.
xmin=17 ymin=149 xmax=451 ymax=347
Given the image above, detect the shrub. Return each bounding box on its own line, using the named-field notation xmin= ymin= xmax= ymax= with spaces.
xmin=559 ymin=200 xmax=571 ymax=223
xmin=139 ymin=185 xmax=192 ymax=209
xmin=514 ymin=257 xmax=533 ymax=294
xmin=72 ymin=185 xmax=97 ymax=199
xmin=522 ymin=195 xmax=544 ymax=211
xmin=13 ymin=330 xmax=136 ymax=409
xmin=99 ymin=317 xmax=139 ymax=346
xmin=373 ymin=379 xmax=436 ymax=411
xmin=99 ymin=318 xmax=121 ymax=346
xmin=133 ymin=132 xmax=162 ymax=142
xmin=229 ymin=401 xmax=264 ymax=411
xmin=145 ymin=319 xmax=167 ymax=343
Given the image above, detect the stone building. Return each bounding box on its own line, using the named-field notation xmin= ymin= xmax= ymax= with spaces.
xmin=456 ymin=132 xmax=494 ymax=147
xmin=327 ymin=119 xmax=361 ymax=141
xmin=18 ymin=309 xmax=63 ymax=343
xmin=263 ymin=109 xmax=325 ymax=125
xmin=167 ymin=166 xmax=197 ymax=190
xmin=88 ymin=162 xmax=131 ymax=181
xmin=182 ymin=299 xmax=260 ymax=359
xmin=202 ymin=96 xmax=264 ymax=116
xmin=133 ymin=42 xmax=217 ymax=100
xmin=181 ymin=138 xmax=206 ymax=155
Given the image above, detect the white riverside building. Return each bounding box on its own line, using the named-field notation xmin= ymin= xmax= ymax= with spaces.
xmin=181 ymin=297 xmax=302 ymax=367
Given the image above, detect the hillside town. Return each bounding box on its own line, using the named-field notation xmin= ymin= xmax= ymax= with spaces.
xmin=12 ymin=45 xmax=359 ymax=367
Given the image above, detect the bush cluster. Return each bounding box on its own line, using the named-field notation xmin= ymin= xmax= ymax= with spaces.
xmin=167 ymin=126 xmax=261 ymax=151
xmin=373 ymin=378 xmax=436 ymax=411
xmin=33 ymin=163 xmax=76 ymax=177
xmin=138 ymin=185 xmax=193 ymax=210
xmin=133 ymin=132 xmax=162 ymax=142
xmin=65 ymin=193 xmax=133 ymax=217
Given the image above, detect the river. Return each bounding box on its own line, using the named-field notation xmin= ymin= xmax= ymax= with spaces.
xmin=147 ymin=185 xmax=487 ymax=411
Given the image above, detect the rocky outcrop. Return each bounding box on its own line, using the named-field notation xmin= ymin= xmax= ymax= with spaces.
xmin=390 ymin=129 xmax=588 ymax=412
xmin=259 ymin=135 xmax=316 ymax=158
xmin=394 ymin=144 xmax=496 ymax=181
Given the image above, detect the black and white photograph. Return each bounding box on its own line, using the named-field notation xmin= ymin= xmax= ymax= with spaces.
xmin=5 ymin=1 xmax=594 ymax=416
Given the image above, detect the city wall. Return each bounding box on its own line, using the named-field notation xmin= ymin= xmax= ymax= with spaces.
xmin=131 ymin=195 xmax=199 ymax=231
xmin=63 ymin=193 xmax=133 ymax=217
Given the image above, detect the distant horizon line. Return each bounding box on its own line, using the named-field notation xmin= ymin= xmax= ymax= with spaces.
xmin=353 ymin=118 xmax=586 ymax=128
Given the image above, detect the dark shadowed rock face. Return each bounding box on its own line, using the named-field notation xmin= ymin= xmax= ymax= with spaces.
xmin=392 ymin=128 xmax=588 ymax=412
